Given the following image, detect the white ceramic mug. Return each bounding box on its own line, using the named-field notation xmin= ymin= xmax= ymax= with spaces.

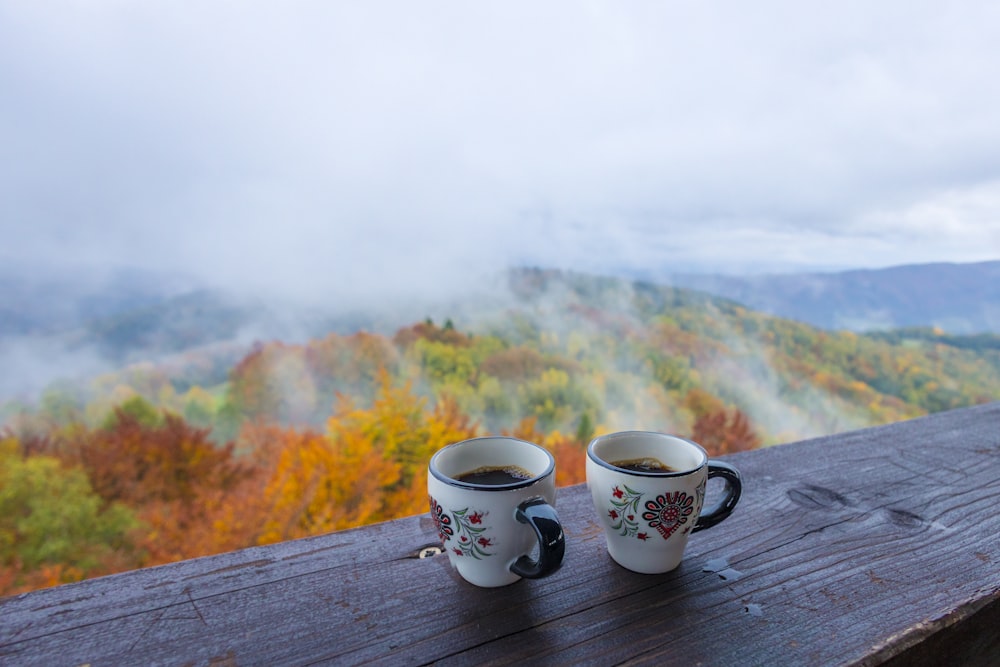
xmin=586 ymin=431 xmax=742 ymax=574
xmin=428 ymin=436 xmax=565 ymax=587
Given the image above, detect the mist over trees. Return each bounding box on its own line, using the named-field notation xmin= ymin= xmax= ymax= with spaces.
xmin=3 ymin=270 xmax=1000 ymax=596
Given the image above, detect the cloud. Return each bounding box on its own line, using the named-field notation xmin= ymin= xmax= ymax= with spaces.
xmin=0 ymin=335 xmax=108 ymax=400
xmin=2 ymin=0 xmax=1000 ymax=306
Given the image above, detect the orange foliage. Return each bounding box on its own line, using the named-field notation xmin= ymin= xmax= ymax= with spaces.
xmin=227 ymin=343 xmax=317 ymax=424
xmin=690 ymin=408 xmax=761 ymax=456
xmin=505 ymin=417 xmax=587 ymax=487
xmin=254 ymin=427 xmax=399 ymax=544
xmin=683 ymin=387 xmax=726 ymax=420
xmin=64 ymin=410 xmax=253 ymax=564
xmin=0 ymin=559 xmax=103 ymax=597
xmin=481 ymin=347 xmax=546 ymax=382
xmin=69 ymin=410 xmax=249 ymax=507
xmin=305 ymin=331 xmax=400 ymax=389
xmin=543 ymin=431 xmax=588 ymax=487
xmin=393 ymin=320 xmax=471 ymax=349
xmin=504 ymin=416 xmax=545 ymax=443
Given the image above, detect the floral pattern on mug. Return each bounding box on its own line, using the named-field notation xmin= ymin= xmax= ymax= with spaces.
xmin=428 ymin=496 xmax=495 ymax=559
xmin=642 ymin=491 xmax=695 ymax=540
xmin=606 ymin=480 xmax=706 ymax=542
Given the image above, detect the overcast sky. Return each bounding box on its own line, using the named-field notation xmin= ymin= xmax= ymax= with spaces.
xmin=3 ymin=1 xmax=1000 ymax=304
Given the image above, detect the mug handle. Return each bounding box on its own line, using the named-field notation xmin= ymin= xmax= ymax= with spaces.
xmin=693 ymin=461 xmax=742 ymax=532
xmin=510 ymin=497 xmax=566 ymax=579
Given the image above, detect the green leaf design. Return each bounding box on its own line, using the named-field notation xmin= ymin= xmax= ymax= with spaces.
xmin=608 ymin=485 xmax=644 ymax=537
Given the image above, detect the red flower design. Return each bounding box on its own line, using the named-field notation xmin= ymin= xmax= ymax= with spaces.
xmin=453 ymin=548 xmax=464 ymax=556
xmin=469 ymin=511 xmax=484 ymax=524
xmin=429 ymin=496 xmax=454 ymax=543
xmin=637 ymin=533 xmax=649 ymax=541
xmin=460 ymin=535 xmax=468 ymax=542
xmin=612 ymin=486 xmax=624 ymax=499
xmin=627 ymin=515 xmax=634 ymax=521
xmin=609 ymin=509 xmax=619 ymax=520
xmin=477 ymin=537 xmax=493 ymax=547
xmin=642 ymin=491 xmax=695 ymax=540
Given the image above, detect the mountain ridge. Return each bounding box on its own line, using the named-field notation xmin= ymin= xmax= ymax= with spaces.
xmin=657 ymin=260 xmax=1000 ymax=334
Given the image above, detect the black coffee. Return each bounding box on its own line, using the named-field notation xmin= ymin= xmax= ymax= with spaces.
xmin=610 ymin=457 xmax=675 ymax=473
xmin=456 ymin=465 xmax=533 ymax=486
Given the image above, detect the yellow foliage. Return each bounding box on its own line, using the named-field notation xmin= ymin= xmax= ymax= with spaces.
xmin=255 ymin=370 xmax=478 ymax=543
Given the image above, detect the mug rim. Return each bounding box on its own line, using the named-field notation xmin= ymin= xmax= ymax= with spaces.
xmin=429 ymin=436 xmax=555 ymax=491
xmin=587 ymin=430 xmax=708 ymax=478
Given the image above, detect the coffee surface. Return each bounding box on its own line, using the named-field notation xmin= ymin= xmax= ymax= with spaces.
xmin=456 ymin=465 xmax=533 ymax=486
xmin=609 ymin=457 xmax=676 ymax=473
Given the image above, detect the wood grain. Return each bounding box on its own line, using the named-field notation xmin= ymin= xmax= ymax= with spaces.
xmin=2 ymin=402 xmax=999 ymax=666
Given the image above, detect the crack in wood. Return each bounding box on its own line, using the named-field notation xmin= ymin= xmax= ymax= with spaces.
xmin=786 ymin=484 xmax=850 ymax=510
xmin=28 ymin=594 xmax=95 ymax=612
xmin=278 ymin=542 xmax=353 ymax=561
xmin=183 ymin=559 xmax=275 ymax=580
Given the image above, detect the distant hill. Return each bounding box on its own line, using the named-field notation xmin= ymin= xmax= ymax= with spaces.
xmin=3 ymin=259 xmax=1000 ymax=402
xmin=661 ymin=261 xmax=1000 ymax=334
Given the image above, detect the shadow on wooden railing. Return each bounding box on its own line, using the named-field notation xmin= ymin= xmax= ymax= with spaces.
xmin=2 ymin=403 xmax=999 ymax=666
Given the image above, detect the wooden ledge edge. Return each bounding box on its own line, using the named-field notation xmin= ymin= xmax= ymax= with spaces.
xmin=857 ymin=586 xmax=1000 ymax=667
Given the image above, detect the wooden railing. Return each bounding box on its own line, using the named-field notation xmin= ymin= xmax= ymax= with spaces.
xmin=2 ymin=403 xmax=999 ymax=666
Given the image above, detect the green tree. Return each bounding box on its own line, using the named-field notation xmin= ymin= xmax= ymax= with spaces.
xmin=38 ymin=383 xmax=84 ymax=426
xmin=518 ymin=368 xmax=597 ymax=432
xmin=413 ymin=338 xmax=477 ymax=385
xmin=101 ymin=395 xmax=161 ymax=429
xmin=476 ymin=376 xmax=515 ymax=432
xmin=0 ymin=437 xmax=140 ymax=591
xmin=575 ymin=411 xmax=595 ymax=444
xmin=181 ymin=386 xmax=217 ymax=428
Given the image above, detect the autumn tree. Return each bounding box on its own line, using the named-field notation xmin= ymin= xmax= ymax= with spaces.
xmin=226 ymin=342 xmax=317 ymax=425
xmin=480 ymin=346 xmax=546 ymax=382
xmin=690 ymin=407 xmax=761 ymax=456
xmin=328 ymin=370 xmax=478 ymax=518
xmin=393 ymin=319 xmax=471 ymax=349
xmin=65 ymin=408 xmax=252 ymax=564
xmin=254 ymin=426 xmax=398 ymax=544
xmin=498 ymin=416 xmax=587 ymax=487
xmin=542 ymin=430 xmax=589 ymax=487
xmin=306 ymin=331 xmax=401 ymax=411
xmin=681 ymin=387 xmax=761 ymax=455
xmin=254 ymin=370 xmax=479 ymax=543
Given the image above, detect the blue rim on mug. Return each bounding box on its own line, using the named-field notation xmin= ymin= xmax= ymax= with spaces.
xmin=430 ymin=436 xmax=555 ymax=492
xmin=587 ymin=430 xmax=708 ymax=478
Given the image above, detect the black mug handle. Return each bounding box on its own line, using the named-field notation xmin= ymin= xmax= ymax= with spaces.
xmin=693 ymin=461 xmax=742 ymax=532
xmin=510 ymin=497 xmax=565 ymax=579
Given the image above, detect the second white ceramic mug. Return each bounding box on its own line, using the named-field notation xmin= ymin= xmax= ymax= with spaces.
xmin=586 ymin=431 xmax=742 ymax=574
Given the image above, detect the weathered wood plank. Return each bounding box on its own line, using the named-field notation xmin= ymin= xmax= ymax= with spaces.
xmin=2 ymin=402 xmax=999 ymax=666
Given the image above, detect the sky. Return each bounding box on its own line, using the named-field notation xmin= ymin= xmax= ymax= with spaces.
xmin=3 ymin=1 xmax=1000 ymax=306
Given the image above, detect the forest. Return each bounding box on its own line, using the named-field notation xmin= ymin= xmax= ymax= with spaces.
xmin=3 ymin=270 xmax=1000 ymax=596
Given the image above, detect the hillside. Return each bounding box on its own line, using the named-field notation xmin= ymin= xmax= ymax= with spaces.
xmin=7 ymin=267 xmax=1000 ymax=445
